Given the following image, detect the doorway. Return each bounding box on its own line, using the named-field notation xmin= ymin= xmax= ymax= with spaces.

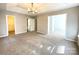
xmin=6 ymin=15 xmax=15 ymax=36
xmin=27 ymin=18 xmax=35 ymax=32
xmin=48 ymin=14 xmax=67 ymax=37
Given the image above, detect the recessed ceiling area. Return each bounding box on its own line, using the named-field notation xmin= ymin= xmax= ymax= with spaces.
xmin=0 ymin=3 xmax=79 ymax=16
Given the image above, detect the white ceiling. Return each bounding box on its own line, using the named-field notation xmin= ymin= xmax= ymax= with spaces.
xmin=3 ymin=3 xmax=79 ymax=16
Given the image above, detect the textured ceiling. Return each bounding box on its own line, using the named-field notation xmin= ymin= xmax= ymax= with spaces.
xmin=1 ymin=3 xmax=79 ymax=16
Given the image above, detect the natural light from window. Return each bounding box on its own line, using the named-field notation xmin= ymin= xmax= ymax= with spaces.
xmin=48 ymin=14 xmax=67 ymax=37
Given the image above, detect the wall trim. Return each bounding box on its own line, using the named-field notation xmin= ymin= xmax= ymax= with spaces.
xmin=65 ymin=38 xmax=77 ymax=42
xmin=0 ymin=31 xmax=27 ymax=38
xmin=0 ymin=35 xmax=8 ymax=38
xmin=15 ymin=31 xmax=27 ymax=35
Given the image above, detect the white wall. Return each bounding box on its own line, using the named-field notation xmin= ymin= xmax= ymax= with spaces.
xmin=14 ymin=14 xmax=27 ymax=34
xmin=37 ymin=15 xmax=48 ymax=34
xmin=37 ymin=6 xmax=79 ymax=41
xmin=0 ymin=10 xmax=27 ymax=37
xmin=0 ymin=10 xmax=7 ymax=37
xmin=77 ymin=7 xmax=79 ymax=46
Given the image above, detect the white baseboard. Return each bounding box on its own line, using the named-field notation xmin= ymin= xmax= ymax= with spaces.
xmin=0 ymin=31 xmax=27 ymax=38
xmin=15 ymin=31 xmax=27 ymax=35
xmin=65 ymin=38 xmax=77 ymax=42
xmin=0 ymin=35 xmax=8 ymax=38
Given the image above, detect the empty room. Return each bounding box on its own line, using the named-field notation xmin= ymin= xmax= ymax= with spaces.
xmin=0 ymin=3 xmax=79 ymax=55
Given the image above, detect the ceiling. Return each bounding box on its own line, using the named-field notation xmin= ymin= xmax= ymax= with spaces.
xmin=1 ymin=3 xmax=79 ymax=16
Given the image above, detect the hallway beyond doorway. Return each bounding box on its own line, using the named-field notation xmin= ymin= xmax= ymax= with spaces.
xmin=6 ymin=15 xmax=15 ymax=36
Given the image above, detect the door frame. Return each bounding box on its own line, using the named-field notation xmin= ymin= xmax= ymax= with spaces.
xmin=6 ymin=15 xmax=16 ymax=36
xmin=27 ymin=17 xmax=35 ymax=32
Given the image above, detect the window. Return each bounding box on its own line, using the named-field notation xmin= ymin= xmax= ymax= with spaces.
xmin=48 ymin=14 xmax=67 ymax=36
